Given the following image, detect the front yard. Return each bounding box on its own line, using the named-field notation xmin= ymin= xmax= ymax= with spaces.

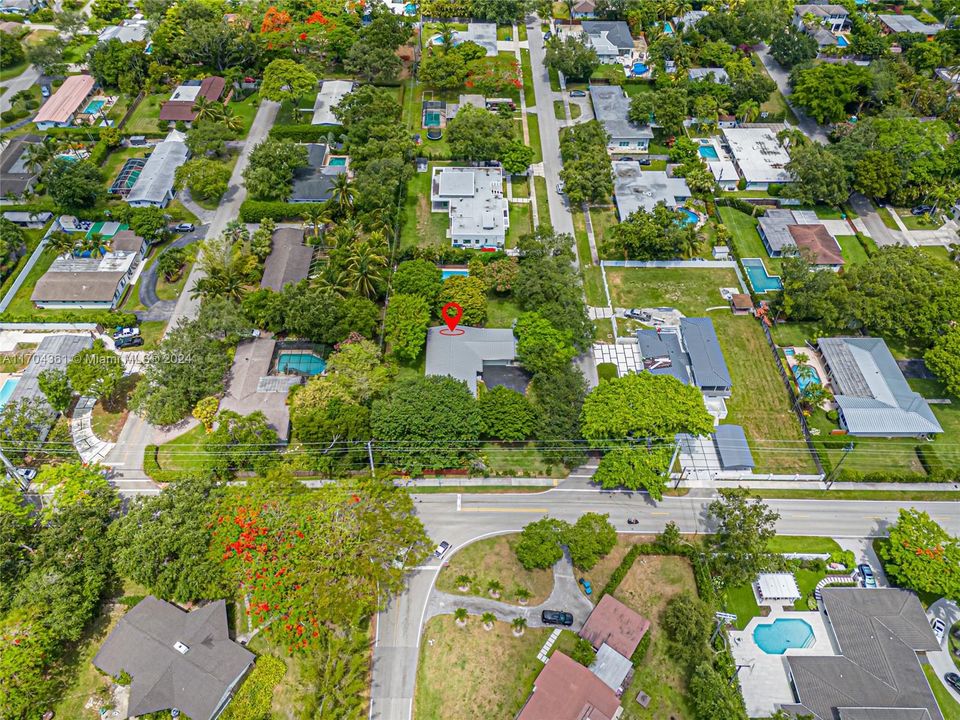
xmin=435 ymin=534 xmax=554 ymax=605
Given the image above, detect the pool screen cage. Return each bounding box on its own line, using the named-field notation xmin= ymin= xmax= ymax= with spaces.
xmin=110 ymin=157 xmax=148 ymax=196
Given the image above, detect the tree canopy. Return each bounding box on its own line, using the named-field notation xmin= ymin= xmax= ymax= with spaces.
xmin=707 ymin=488 xmax=780 ymax=589
xmin=879 ymin=509 xmax=960 ymax=600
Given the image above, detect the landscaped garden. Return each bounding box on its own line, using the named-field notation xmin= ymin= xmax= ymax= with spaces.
xmin=435 ymin=534 xmax=554 ymax=605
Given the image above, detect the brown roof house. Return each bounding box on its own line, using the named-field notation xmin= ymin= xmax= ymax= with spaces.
xmin=93 ymin=596 xmax=254 ymax=720
xmin=109 ymin=229 xmax=149 ymax=260
xmin=517 ymin=651 xmax=623 ymax=720
xmin=789 ymin=224 xmax=844 ymax=269
xmin=578 ymin=594 xmax=651 ymax=692
xmin=159 ymin=76 xmax=226 ymax=124
xmin=260 ymin=227 xmax=315 ymax=292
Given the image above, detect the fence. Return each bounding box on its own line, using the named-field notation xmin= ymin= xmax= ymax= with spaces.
xmin=0 ymin=218 xmax=60 ymax=313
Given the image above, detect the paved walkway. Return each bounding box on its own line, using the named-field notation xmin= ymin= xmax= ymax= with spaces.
xmin=0 ymin=64 xmax=40 ymax=114
xmin=425 ymin=548 xmax=594 ymax=630
xmin=927 ymin=598 xmax=960 ymax=703
xmin=70 ymin=396 xmax=114 ymax=464
xmin=884 ymin=205 xmax=959 ymax=245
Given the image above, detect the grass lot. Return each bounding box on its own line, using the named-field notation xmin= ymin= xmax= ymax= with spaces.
xmin=876 ymin=206 xmax=900 ymax=230
xmin=526 ymin=112 xmax=542 ymax=164
xmin=925 ymin=665 xmax=960 ymax=720
xmin=835 ymin=235 xmax=868 ymax=264
xmin=553 ymin=99 xmax=565 ymax=119
xmin=520 ymin=49 xmax=535 ymax=107
xmin=593 ymin=316 xmax=614 ymax=342
xmin=588 ymin=207 xmax=617 ymax=259
xmin=770 ymin=321 xmax=819 ymax=347
xmin=580 ymin=534 xmax=654 ymax=599
xmin=758 ymin=488 xmax=960 ymax=501
xmin=414 ymin=616 xmax=553 ymax=720
xmin=896 ymin=208 xmax=945 ymax=231
xmin=62 ymin=36 xmax=96 ymax=64
xmin=613 ymin=554 xmax=698 ymax=719
xmin=155 ymin=422 xmax=208 ymax=473
xmin=583 ymin=265 xmax=606 ymax=306
xmin=767 ymin=535 xmax=842 ymax=554
xmin=506 ymin=202 xmax=532 ymax=248
xmin=509 ymin=175 xmax=529 ymax=198
xmin=572 ymin=210 xmax=591 ymax=268
xmin=124 ymin=93 xmax=167 ymax=134
xmin=718 ymin=206 xmax=777 ymax=268
xmin=400 ymin=161 xmax=451 ymax=250
xmin=436 ymin=534 xmax=554 ymax=605
xmin=90 ymin=401 xmax=127 ymax=443
xmin=484 ymin=442 xmax=568 ymax=477
xmin=533 ymin=175 xmax=549 ymax=227
xmin=604 ymin=266 xmax=736 ymax=315
xmin=487 ymin=294 xmax=521 ymax=328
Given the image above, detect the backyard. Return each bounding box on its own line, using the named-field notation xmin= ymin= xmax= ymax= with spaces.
xmin=400 ymin=161 xmax=451 ymax=250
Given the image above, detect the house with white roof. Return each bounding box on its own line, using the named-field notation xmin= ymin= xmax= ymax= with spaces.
xmin=612 ymin=163 xmax=691 ymax=221
xmin=125 ymin=130 xmax=189 ymax=208
xmin=722 ymin=127 xmax=793 ymax=190
xmin=311 ymin=80 xmax=354 ymax=125
xmin=793 ymin=4 xmax=848 ymax=33
xmin=877 ymin=14 xmax=944 ymax=38
xmin=98 ymin=18 xmax=150 ymax=44
xmin=590 ymin=84 xmax=654 ymax=152
xmin=581 ymin=21 xmax=636 ymax=62
xmin=430 ymin=166 xmax=508 ymax=248
xmin=688 ymin=67 xmax=729 ymax=84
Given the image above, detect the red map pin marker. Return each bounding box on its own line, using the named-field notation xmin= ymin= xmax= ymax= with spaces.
xmin=440 ymin=302 xmax=465 ymax=335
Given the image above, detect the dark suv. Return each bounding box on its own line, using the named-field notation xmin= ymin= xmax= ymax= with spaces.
xmin=541 ymin=610 xmax=573 ymax=626
xmin=115 ymin=335 xmax=144 ymax=349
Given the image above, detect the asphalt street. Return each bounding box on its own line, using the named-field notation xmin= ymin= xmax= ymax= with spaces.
xmin=755 ymin=45 xmax=829 ymax=145
xmin=368 ymin=489 xmax=960 ymax=720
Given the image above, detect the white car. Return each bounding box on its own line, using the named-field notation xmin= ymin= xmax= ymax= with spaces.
xmin=932 ymin=617 xmax=946 ymax=644
xmin=556 ymin=182 xmax=565 ymax=194
xmin=434 ymin=541 xmax=451 ymax=559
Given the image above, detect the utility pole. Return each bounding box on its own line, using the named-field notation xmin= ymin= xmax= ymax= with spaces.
xmin=367 ymin=441 xmax=375 ymax=475
xmin=824 ymin=442 xmax=854 ymax=490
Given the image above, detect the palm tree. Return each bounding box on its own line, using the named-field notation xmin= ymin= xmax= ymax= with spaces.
xmin=191 ymin=234 xmax=257 ymax=303
xmin=24 ymin=137 xmax=60 ymax=174
xmin=481 ymin=612 xmax=496 ymax=631
xmin=45 ymin=231 xmax=77 ymax=258
xmin=680 ymin=230 xmax=701 ymax=259
xmin=192 ymin=96 xmax=224 ymax=124
xmin=455 ymin=574 xmax=473 ymax=592
xmin=223 ymin=220 xmax=250 ymax=245
xmin=437 ymin=22 xmax=457 ymax=53
xmin=309 ymin=629 xmax=369 ymax=718
xmin=330 ymin=173 xmax=356 ymax=218
xmin=511 ymin=617 xmax=527 ymax=637
xmin=303 ymin=204 xmax=332 ymax=242
xmin=514 ymin=586 xmax=531 ymax=606
xmin=330 ymin=217 xmax=362 ymax=249
xmin=737 ymin=100 xmax=761 ymax=125
xmin=156 ymin=247 xmax=186 ymax=282
xmin=487 ymin=579 xmax=503 ymax=599
xmin=454 ymin=608 xmax=468 ymax=628
xmin=794 ymin=352 xmax=810 ymax=366
xmin=79 ymin=233 xmax=105 ymax=259
xmin=220 ymin=106 xmax=244 ymax=134
xmin=341 ymin=237 xmax=387 ymax=299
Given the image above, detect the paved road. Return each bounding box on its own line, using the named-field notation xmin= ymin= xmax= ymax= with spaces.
xmin=137 ymin=227 xmax=206 ymax=311
xmin=368 ymin=490 xmax=960 ymax=720
xmin=755 ymin=46 xmax=828 ymax=145
xmin=0 ymin=65 xmax=40 ymax=114
xmin=848 ymin=192 xmax=902 ymax=246
xmin=527 ymin=17 xmax=575 ymax=242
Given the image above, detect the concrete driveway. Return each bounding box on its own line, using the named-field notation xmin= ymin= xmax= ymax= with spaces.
xmin=0 ymin=65 xmax=40 ymax=114
xmin=836 ymin=537 xmax=888 ymax=587
xmin=927 ymin=598 xmax=960 ymax=703
xmin=848 ymin=193 xmax=903 ymax=246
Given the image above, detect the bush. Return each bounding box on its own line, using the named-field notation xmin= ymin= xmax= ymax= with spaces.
xmin=715 ymin=196 xmax=763 ymax=216
xmin=269 ymin=124 xmax=330 ymax=142
xmin=115 ymin=669 xmax=131 ymax=686
xmin=630 ymin=631 xmax=651 ymax=666
xmin=825 ymin=409 xmax=839 ymax=422
xmin=142 ymin=444 xmax=179 ymax=484
xmin=221 ymin=655 xmax=286 ymax=720
xmin=915 ymin=444 xmax=943 ymax=475
xmin=571 ymin=637 xmax=597 ymax=667
xmin=239 ymin=200 xmax=326 ymax=222
xmin=596 ymin=363 xmax=618 ymax=381
xmin=88 ymin=140 xmax=110 ymax=166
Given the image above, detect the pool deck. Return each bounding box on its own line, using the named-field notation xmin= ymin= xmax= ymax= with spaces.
xmin=730 ymin=605 xmax=837 ymax=718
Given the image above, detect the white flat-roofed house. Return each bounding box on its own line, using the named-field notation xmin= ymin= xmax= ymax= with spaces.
xmin=722 ymin=127 xmax=793 ymax=190
xmin=793 ymin=4 xmax=848 ymax=33
xmin=311 ymin=80 xmax=355 ymax=125
xmin=612 ymin=163 xmax=691 ymax=221
xmin=430 ymin=166 xmax=508 ymax=249
xmin=688 ymin=67 xmax=729 ymax=84
xmin=125 ymin=131 xmax=189 ymax=208
xmin=98 ymin=18 xmax=150 ymax=44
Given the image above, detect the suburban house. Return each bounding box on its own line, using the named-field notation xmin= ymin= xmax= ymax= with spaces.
xmin=792 ymin=4 xmax=848 ymax=33
xmin=688 ymin=67 xmax=729 ymax=84
xmin=98 ymin=17 xmax=150 ymax=44
xmin=430 ymin=166 xmax=508 ymax=249
xmin=636 ymin=318 xmax=732 ymax=398
xmin=516 ymin=652 xmax=623 ymax=720
xmin=93 ymin=596 xmax=254 ymax=720
xmin=219 ymin=336 xmax=302 ymax=442
xmin=158 ymin=76 xmax=226 ymax=125
xmin=6 ymin=334 xmax=93 ymax=419
xmin=708 ymin=160 xmax=740 ymax=191
xmin=722 ymin=127 xmax=793 ymax=190
xmin=787 ymin=224 xmax=844 ymax=269
xmin=674 ymin=9 xmax=708 ymax=28
xmin=757 ymin=209 xmax=842 ymax=268
xmin=33 ymin=75 xmax=97 ymax=130
xmin=612 ymin=163 xmax=691 ymax=221
xmin=2 ymin=210 xmax=52 ymax=228
xmin=311 ymin=79 xmax=355 ymax=125
xmin=109 ymin=229 xmax=149 ymax=262
xmin=425 ymin=326 xmax=527 ymax=396
xmin=290 ymin=143 xmax=348 ymax=203
xmin=0 ymin=133 xmax=43 ymax=200
xmin=125 ymin=130 xmax=190 ymax=208
xmin=0 ymin=0 xmax=41 ymax=15
xmin=713 ymin=424 xmax=755 ymax=471
xmin=590 ymin=84 xmax=654 ymax=152
xmin=459 ymin=22 xmax=498 ymax=56
xmin=578 ymin=595 xmax=651 ymax=693
xmin=571 ymin=0 xmax=596 ymax=18
xmin=816 ymin=337 xmax=943 ymax=437
xmin=582 ymin=21 xmax=636 ymax=62
xmin=779 ymin=588 xmax=944 ymax=720
xmin=32 ymin=251 xmax=139 ymax=309
xmin=877 ymin=14 xmax=944 ymax=38
xmin=260 ymin=227 xmax=314 ymax=291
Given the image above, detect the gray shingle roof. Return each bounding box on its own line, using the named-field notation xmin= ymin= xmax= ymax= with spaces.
xmin=680 ymin=317 xmax=731 ymax=390
xmin=219 ymin=336 xmax=295 ymax=441
xmin=783 ymin=588 xmax=943 ymax=720
xmin=636 ymin=328 xmax=690 ymax=384
xmin=818 ymin=337 xmax=942 ymax=435
xmin=126 ymin=136 xmax=189 ymax=205
xmin=261 ymin=227 xmax=314 ymax=291
xmin=581 ymin=21 xmax=634 ymax=53
xmin=589 ymin=85 xmax=654 ymax=143
xmin=424 ymin=326 xmax=516 ymax=396
xmin=713 ymin=424 xmax=754 ymax=469
xmin=612 ymin=164 xmax=690 ymax=221
xmin=93 ymin=596 xmax=254 ymax=720
xmin=877 ymin=14 xmax=944 ymax=33
xmin=8 ymin=334 xmax=93 ymax=414
xmin=290 ymin=143 xmax=346 ymax=202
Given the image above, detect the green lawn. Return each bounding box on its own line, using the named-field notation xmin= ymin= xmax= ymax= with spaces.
xmin=1 ymin=246 xmax=57 ymax=319
xmin=509 ymin=175 xmax=529 ymax=198
xmin=533 ymin=175 xmax=550 ymax=227
xmin=583 ymin=265 xmax=606 ymax=306
xmin=0 ymin=59 xmax=27 ymax=82
xmin=506 ymin=202 xmax=532 ymax=248
xmin=123 ymin=93 xmax=168 ymax=134
xmin=717 ymin=206 xmax=776 ymax=268
xmin=604 ymin=266 xmax=737 ymax=315
xmin=590 ymin=63 xmax=625 ymax=84
xmin=641 ymin=159 xmax=667 ymax=171
xmin=756 ymin=488 xmax=960 ymax=501
xmin=588 ymin=207 xmax=617 ymax=259
xmin=925 ymin=665 xmax=960 ymax=720
xmin=767 ymin=536 xmax=842 ymax=554
xmin=62 ymin=36 xmax=96 ymax=63
xmin=553 ymin=99 xmax=565 ymax=120
xmin=593 ymin=317 xmax=614 ymax=342
xmin=835 ymin=235 xmax=869 ymax=265
xmin=526 ymin=112 xmax=542 ymax=164
xmin=155 ymin=422 xmax=209 ymax=473
xmin=519 ymin=48 xmax=535 ymax=107
xmin=896 ymin=207 xmax=945 ymax=231
xmin=486 ymin=294 xmax=521 ymax=328
xmin=876 ymin=206 xmax=900 ymax=230
xmin=770 ymin=321 xmax=820 ymax=347
xmin=400 ymin=162 xmax=451 ymax=250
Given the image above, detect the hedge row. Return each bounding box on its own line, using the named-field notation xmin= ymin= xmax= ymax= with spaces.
xmin=0 ymin=310 xmax=137 ymax=326
xmin=238 ymin=200 xmax=326 ymax=222
xmin=598 ymin=541 xmax=717 ymax=607
xmin=142 ymin=444 xmax=180 ymax=485
xmin=269 ymin=124 xmax=333 ymax=142
xmin=835 ymin=467 xmax=960 ymax=483
xmin=716 ymin=197 xmax=766 ymax=216
xmin=394 ymin=245 xmax=508 ymax=265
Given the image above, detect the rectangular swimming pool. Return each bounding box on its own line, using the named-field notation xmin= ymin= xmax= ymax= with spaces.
xmin=424 ymin=111 xmax=442 ymax=127
xmin=276 ymin=351 xmax=326 ymax=376
xmin=441 ymin=267 xmax=469 ymax=280
xmin=0 ymin=377 xmax=19 ymax=406
xmin=699 ymin=145 xmax=720 ymax=160
xmin=328 ymin=157 xmax=347 ymax=166
xmin=742 ymin=258 xmax=783 ymax=293
xmin=84 ymin=99 xmax=106 ymax=114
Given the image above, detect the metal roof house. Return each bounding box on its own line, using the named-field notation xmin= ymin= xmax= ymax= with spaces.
xmin=817 ymin=337 xmax=942 ymax=437
xmin=93 ymin=596 xmax=254 ymax=720
xmin=877 ymin=14 xmax=944 ymax=37
xmin=713 ymin=424 xmax=754 ymax=470
xmin=722 ymin=127 xmax=793 ymax=190
xmin=430 ymin=166 xmax=508 ymax=249
xmin=125 ymin=131 xmax=189 ymax=208
xmin=582 ymin=21 xmax=635 ymax=61
xmin=312 ymin=80 xmax=354 ymax=125
xmin=590 ymin=85 xmax=654 ymax=152
xmin=425 ymin=326 xmax=519 ymax=396
xmin=637 ymin=318 xmax=731 ymax=397
xmin=781 ymin=588 xmax=944 ymax=720
xmin=8 ymin=334 xmax=93 ymax=416
xmin=98 ymin=18 xmax=150 ymax=44
xmin=612 ymin=163 xmax=690 ymax=220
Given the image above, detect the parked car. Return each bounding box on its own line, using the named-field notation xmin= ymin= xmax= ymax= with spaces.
xmin=624 ymin=308 xmax=650 ymax=321
xmin=946 ymin=672 xmax=960 ymax=692
xmin=174 ymin=223 xmax=195 ymax=233
xmin=12 ymin=467 xmax=36 ymax=482
xmin=541 ymin=610 xmax=573 ymax=626
xmin=570 ymin=90 xmax=587 ymax=97
xmin=637 ymin=158 xmax=652 ymax=166
xmin=556 ymin=181 xmax=565 ymax=194
xmin=579 ymin=578 xmax=592 ymax=595
xmin=617 ymin=156 xmax=635 ymax=162
xmin=543 ymin=30 xmax=552 ymax=40
xmin=113 ymin=327 xmax=140 ymax=340
xmin=857 ymin=564 xmax=877 ymax=588
xmin=434 ymin=540 xmax=451 ymax=559
xmin=115 ymin=335 xmax=144 ymax=349
xmin=932 ymin=617 xmax=946 ymax=644
xmin=911 ymin=205 xmax=934 ymax=216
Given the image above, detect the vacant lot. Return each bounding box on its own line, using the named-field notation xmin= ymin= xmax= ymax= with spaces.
xmin=436 ymin=534 xmax=554 ymax=605
xmin=400 ymin=162 xmax=453 ymax=250
xmin=414 ymin=616 xmax=549 ymax=720
xmin=605 ymin=266 xmax=739 ymax=315
xmin=580 ymin=534 xmax=654 ymax=600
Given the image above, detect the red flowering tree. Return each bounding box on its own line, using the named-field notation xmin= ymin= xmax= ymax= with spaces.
xmin=879 ymin=508 xmax=960 ymax=599
xmin=212 ymin=473 xmax=429 ymax=652
xmin=261 ymin=6 xmax=291 ymax=33
xmin=466 ymin=56 xmax=521 ymax=96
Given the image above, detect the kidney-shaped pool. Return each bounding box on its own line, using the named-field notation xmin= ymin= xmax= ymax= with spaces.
xmin=753 ymin=618 xmax=815 ymax=654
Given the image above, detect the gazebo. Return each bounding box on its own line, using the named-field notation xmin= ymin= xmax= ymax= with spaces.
xmin=756 ymin=572 xmax=801 ymax=602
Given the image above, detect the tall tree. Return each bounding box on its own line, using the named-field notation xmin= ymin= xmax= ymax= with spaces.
xmin=785 ymin=143 xmax=850 ymax=206
xmin=707 ymin=488 xmax=780 ymax=589
xmin=385 ymin=293 xmax=430 ymax=362
xmin=879 ymin=508 xmax=960 ymax=599
xmin=260 ymin=59 xmax=318 ymax=103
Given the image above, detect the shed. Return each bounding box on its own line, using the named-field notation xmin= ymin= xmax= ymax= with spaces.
xmin=757 ymin=572 xmax=801 ymax=601
xmin=713 ymin=424 xmax=755 ymax=471
xmin=729 ymin=293 xmax=753 ymax=314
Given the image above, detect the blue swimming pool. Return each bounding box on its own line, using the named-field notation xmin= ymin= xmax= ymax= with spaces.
xmin=699 ymin=145 xmax=720 ymax=160
xmin=678 ymin=208 xmax=699 ymax=226
xmin=754 ymin=619 xmax=814 ymax=654
xmin=632 ymin=62 xmax=649 ymax=76
xmin=84 ymin=99 xmax=105 ymax=114
xmin=277 ymin=352 xmax=326 ymax=376
xmin=663 ymin=21 xmax=674 ymax=33
xmin=836 ymin=35 xmax=849 ymax=47
xmin=742 ymin=258 xmax=783 ymax=293
xmin=404 ymin=2 xmax=416 ymax=13
xmin=0 ymin=377 xmax=19 ymax=406
xmin=791 ymin=363 xmax=823 ymax=392
xmin=441 ymin=267 xmax=469 ymax=280
xmin=424 ymin=111 xmax=442 ymax=127
xmin=328 ymin=157 xmax=347 ymax=166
